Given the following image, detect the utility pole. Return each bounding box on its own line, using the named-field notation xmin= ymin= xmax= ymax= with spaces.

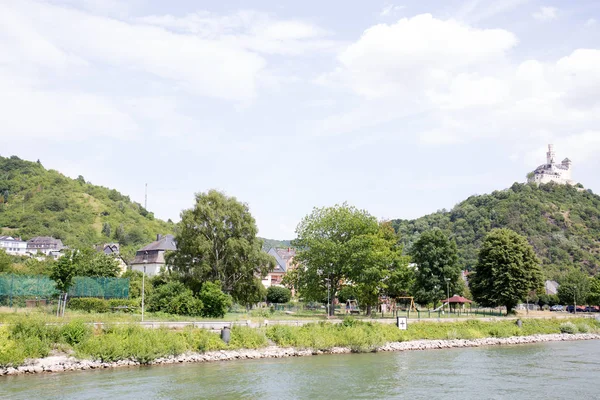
xmin=445 ymin=278 xmax=451 ymax=314
xmin=144 ymin=183 xmax=148 ymax=210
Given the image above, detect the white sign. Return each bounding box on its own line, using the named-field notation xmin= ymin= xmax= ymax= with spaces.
xmin=397 ymin=317 xmax=408 ymax=330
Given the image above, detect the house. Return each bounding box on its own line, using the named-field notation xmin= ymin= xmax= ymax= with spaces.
xmin=26 ymin=236 xmax=65 ymax=257
xmin=262 ymin=247 xmax=296 ymax=288
xmin=0 ymin=236 xmax=27 ymax=256
xmin=130 ymin=234 xmax=176 ymax=276
xmin=95 ymin=243 xmax=128 ymax=275
xmin=545 ymin=280 xmax=559 ymax=296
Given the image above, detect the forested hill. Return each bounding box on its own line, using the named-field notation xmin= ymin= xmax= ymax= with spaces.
xmin=0 ymin=155 xmax=174 ymax=260
xmin=261 ymin=238 xmax=292 ymax=251
xmin=392 ymin=183 xmax=600 ymax=280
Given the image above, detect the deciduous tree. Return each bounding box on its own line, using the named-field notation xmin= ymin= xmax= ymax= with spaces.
xmin=266 ymin=286 xmax=291 ymax=304
xmin=50 ymin=250 xmax=76 ymax=293
xmin=166 ymin=190 xmax=275 ymax=302
xmin=470 ymin=229 xmax=542 ymax=314
xmin=557 ymin=270 xmax=591 ymax=307
xmin=292 ymin=204 xmax=397 ymax=316
xmin=411 ymin=229 xmax=462 ymax=308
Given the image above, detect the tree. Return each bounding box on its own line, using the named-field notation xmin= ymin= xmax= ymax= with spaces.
xmin=411 ymin=229 xmax=462 ymax=308
xmin=557 ymin=270 xmax=591 ymax=306
xmin=167 ymin=190 xmax=275 ymax=301
xmin=588 ymin=275 xmax=600 ymax=306
xmin=470 ymin=229 xmax=542 ymax=314
xmin=147 ymin=281 xmax=203 ymax=316
xmin=70 ymin=248 xmax=120 ymax=277
xmin=0 ymin=249 xmax=11 ymax=273
xmin=50 ymin=251 xmax=76 ymax=293
xmin=352 ymin=222 xmax=410 ymax=315
xmin=232 ymin=278 xmax=267 ymax=309
xmin=266 ymin=286 xmax=291 ymax=304
xmin=101 ymin=222 xmax=111 ymax=237
xmin=122 ymin=270 xmax=152 ymax=300
xmin=114 ymin=224 xmax=126 ymax=244
xmin=198 ymin=281 xmax=232 ymax=318
xmin=292 ymin=203 xmax=393 ymax=316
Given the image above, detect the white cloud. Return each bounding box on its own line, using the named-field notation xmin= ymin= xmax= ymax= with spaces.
xmin=585 ymin=18 xmax=597 ymax=27
xmin=455 ymin=0 xmax=529 ymax=23
xmin=532 ymin=6 xmax=558 ymax=21
xmin=0 ymin=1 xmax=337 ymax=143
xmin=379 ymin=4 xmax=405 ymax=17
xmin=330 ymin=14 xmax=517 ymax=99
xmin=136 ymin=11 xmax=337 ymax=56
xmin=316 ymin=14 xmax=600 ymax=158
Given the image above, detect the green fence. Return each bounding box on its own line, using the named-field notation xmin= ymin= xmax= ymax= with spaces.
xmin=0 ymin=274 xmax=130 ymax=307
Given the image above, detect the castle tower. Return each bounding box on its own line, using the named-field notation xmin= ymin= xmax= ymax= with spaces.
xmin=546 ymin=144 xmax=555 ymax=165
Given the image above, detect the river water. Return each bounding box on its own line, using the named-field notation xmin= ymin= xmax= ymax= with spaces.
xmin=2 ymin=340 xmax=599 ymax=399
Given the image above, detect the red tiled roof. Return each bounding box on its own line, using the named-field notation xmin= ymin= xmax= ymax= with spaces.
xmin=442 ymin=295 xmax=473 ymax=304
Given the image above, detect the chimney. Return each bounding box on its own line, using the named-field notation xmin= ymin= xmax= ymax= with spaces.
xmin=157 ymin=234 xmax=162 ymax=241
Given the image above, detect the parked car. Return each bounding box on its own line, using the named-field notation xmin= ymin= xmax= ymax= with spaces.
xmin=550 ymin=305 xmax=564 ymax=312
xmin=585 ymin=306 xmax=600 ymax=313
xmin=566 ymin=305 xmax=586 ymax=313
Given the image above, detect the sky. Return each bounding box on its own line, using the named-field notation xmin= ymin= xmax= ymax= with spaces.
xmin=1 ymin=0 xmax=600 ymax=240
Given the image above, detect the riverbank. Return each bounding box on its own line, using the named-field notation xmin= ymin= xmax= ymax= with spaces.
xmin=2 ymin=317 xmax=599 ymax=377
xmin=2 ymin=332 xmax=599 ymax=377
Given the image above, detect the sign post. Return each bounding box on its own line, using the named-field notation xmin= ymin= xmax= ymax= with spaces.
xmin=397 ymin=316 xmax=408 ymax=330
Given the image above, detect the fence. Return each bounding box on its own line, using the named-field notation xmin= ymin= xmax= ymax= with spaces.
xmin=0 ymin=274 xmax=130 ymax=307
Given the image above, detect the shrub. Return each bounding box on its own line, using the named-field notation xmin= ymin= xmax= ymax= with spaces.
xmin=9 ymin=316 xmax=60 ymax=343
xmin=0 ymin=341 xmax=25 ymax=367
xmin=76 ymin=325 xmax=187 ymax=364
xmin=60 ymin=320 xmax=91 ymax=345
xmin=181 ymin=328 xmax=227 ymax=353
xmin=560 ymin=322 xmax=578 ymax=334
xmin=0 ymin=326 xmax=25 ymax=367
xmin=108 ymin=298 xmax=140 ymax=313
xmin=198 ymin=281 xmax=232 ymax=318
xmin=249 ymin=308 xmax=271 ymax=318
xmin=147 ymin=282 xmax=203 ymax=316
xmin=266 ymin=325 xmax=297 ymax=347
xmin=576 ymin=323 xmax=590 ymax=333
xmin=69 ymin=298 xmax=110 ymax=313
xmin=7 ymin=318 xmax=55 ymax=360
xmin=229 ymin=326 xmax=268 ymax=349
xmin=266 ymin=286 xmax=291 ymax=304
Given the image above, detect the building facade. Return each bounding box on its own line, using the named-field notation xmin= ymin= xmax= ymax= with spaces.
xmin=0 ymin=236 xmax=28 ymax=255
xmin=262 ymin=247 xmax=296 ymax=288
xmin=528 ymin=144 xmax=573 ymax=185
xmin=130 ymin=234 xmax=177 ymax=276
xmin=95 ymin=243 xmax=128 ymax=275
xmin=26 ymin=236 xmax=65 ymax=257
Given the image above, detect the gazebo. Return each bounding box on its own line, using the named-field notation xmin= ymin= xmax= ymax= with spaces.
xmin=442 ymin=295 xmax=473 ymax=313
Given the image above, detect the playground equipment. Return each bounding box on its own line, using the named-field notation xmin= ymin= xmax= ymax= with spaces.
xmin=394 ymin=297 xmax=417 ymax=313
xmin=346 ymin=299 xmax=361 ymax=315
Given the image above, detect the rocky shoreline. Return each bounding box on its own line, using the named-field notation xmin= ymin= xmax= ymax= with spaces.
xmin=2 ymin=333 xmax=599 ymax=377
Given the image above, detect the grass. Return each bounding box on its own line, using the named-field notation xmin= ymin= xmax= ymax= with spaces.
xmin=1 ymin=315 xmax=599 ymax=368
xmin=0 ymin=306 xmax=334 ymax=324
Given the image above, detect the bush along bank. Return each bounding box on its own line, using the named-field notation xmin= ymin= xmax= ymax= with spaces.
xmin=1 ymin=317 xmax=600 ymax=376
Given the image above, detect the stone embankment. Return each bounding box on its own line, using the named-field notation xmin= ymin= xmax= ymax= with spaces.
xmin=2 ymin=333 xmax=599 ymax=377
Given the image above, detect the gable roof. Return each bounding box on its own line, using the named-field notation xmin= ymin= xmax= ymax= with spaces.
xmin=138 ymin=234 xmax=177 ymax=252
xmin=267 ymin=248 xmax=288 ymax=272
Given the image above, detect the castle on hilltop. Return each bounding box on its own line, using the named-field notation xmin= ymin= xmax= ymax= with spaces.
xmin=527 ymin=144 xmax=573 ymax=185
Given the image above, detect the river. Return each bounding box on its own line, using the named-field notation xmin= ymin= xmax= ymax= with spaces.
xmin=2 ymin=340 xmax=599 ymax=399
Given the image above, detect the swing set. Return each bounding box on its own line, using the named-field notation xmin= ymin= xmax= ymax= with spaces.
xmin=392 ymin=297 xmax=417 ymax=314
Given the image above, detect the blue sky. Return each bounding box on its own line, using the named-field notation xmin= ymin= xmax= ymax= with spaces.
xmin=1 ymin=0 xmax=599 ymax=239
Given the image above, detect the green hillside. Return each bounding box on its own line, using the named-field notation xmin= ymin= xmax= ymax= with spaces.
xmin=0 ymin=155 xmax=174 ymax=261
xmin=261 ymin=238 xmax=292 ymax=251
xmin=392 ymin=182 xmax=600 ymax=280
